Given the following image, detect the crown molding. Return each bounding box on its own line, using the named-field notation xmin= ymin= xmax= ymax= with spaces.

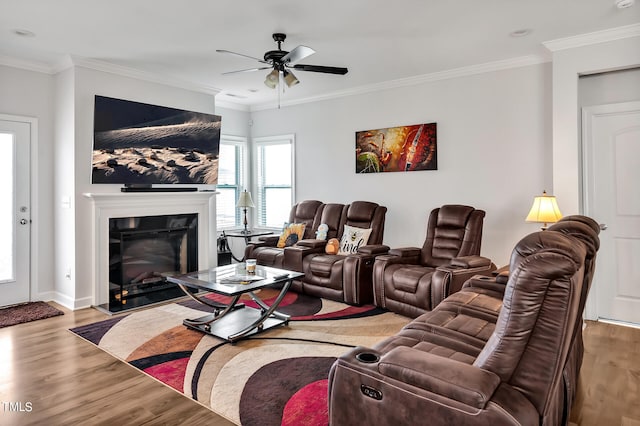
xmin=0 ymin=54 xmax=56 ymax=74
xmin=250 ymin=54 xmax=548 ymax=111
xmin=543 ymin=23 xmax=640 ymax=52
xmin=215 ymin=99 xmax=251 ymax=112
xmin=69 ymin=55 xmax=221 ymax=96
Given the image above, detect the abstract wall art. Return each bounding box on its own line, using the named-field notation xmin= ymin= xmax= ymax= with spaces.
xmin=355 ymin=122 xmax=437 ymax=173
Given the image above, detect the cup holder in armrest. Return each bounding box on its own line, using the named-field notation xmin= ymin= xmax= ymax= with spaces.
xmin=356 ymin=352 xmax=380 ymax=363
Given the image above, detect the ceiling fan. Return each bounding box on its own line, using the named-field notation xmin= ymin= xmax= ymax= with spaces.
xmin=216 ymin=33 xmax=348 ymax=89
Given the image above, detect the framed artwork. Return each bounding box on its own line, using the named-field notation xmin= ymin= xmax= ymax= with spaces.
xmin=355 ymin=122 xmax=437 ymax=173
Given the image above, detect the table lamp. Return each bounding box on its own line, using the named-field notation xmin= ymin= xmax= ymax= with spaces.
xmin=526 ymin=190 xmax=563 ymax=230
xmin=236 ymin=190 xmax=255 ymax=234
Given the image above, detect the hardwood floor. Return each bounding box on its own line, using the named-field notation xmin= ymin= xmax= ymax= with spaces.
xmin=0 ymin=303 xmax=233 ymax=426
xmin=0 ymin=305 xmax=638 ymax=425
xmin=569 ymin=320 xmax=640 ymax=426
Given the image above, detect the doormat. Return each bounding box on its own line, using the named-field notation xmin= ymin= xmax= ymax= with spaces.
xmin=0 ymin=301 xmax=64 ymax=328
xmin=70 ymin=290 xmax=410 ymax=426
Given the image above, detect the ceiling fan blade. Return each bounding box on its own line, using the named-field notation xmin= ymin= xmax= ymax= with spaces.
xmin=292 ymin=64 xmax=348 ymax=75
xmin=216 ymin=49 xmax=270 ymax=65
xmin=282 ymin=45 xmax=315 ymax=64
xmin=222 ymin=66 xmax=272 ymax=75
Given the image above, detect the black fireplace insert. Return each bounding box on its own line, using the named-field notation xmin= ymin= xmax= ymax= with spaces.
xmin=108 ymin=214 xmax=198 ymax=312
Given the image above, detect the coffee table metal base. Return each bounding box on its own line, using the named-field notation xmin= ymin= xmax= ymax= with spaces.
xmin=178 ymin=280 xmax=292 ymax=343
xmin=183 ymin=307 xmax=289 ymax=342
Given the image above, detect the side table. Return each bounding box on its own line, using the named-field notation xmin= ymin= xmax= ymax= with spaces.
xmin=223 ymin=230 xmax=274 ymax=262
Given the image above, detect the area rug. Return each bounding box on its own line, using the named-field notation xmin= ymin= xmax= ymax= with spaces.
xmin=0 ymin=301 xmax=64 ymax=328
xmin=70 ymin=290 xmax=410 ymax=425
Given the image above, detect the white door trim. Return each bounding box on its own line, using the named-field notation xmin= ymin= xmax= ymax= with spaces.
xmin=581 ymin=101 xmax=640 ymax=321
xmin=0 ymin=113 xmax=38 ymax=303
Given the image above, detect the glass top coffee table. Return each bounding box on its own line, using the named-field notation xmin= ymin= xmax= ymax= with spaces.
xmin=167 ymin=264 xmax=303 ymax=343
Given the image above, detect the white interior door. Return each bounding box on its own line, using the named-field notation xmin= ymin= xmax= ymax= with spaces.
xmin=583 ymin=101 xmax=640 ymax=325
xmin=0 ymin=118 xmax=31 ymax=307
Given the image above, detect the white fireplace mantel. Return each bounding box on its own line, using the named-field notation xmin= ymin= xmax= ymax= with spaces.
xmin=84 ymin=191 xmax=217 ymax=306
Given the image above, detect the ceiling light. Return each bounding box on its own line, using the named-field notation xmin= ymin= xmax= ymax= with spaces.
xmin=13 ymin=29 xmax=35 ymax=37
xmin=615 ymin=0 xmax=634 ymax=8
xmin=509 ymin=29 xmax=531 ymax=37
xmin=264 ymin=69 xmax=279 ymax=89
xmin=283 ymin=70 xmax=299 ymax=88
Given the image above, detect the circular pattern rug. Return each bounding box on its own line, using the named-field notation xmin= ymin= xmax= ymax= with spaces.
xmin=70 ymin=290 xmax=409 ymax=425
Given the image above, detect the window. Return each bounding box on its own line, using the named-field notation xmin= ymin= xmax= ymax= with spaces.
xmin=254 ymin=135 xmax=295 ymax=228
xmin=216 ymin=136 xmax=246 ymax=230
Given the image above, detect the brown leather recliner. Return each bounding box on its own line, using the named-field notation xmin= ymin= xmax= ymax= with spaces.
xmin=366 ymin=215 xmax=600 ymax=425
xmin=372 ymin=205 xmax=494 ymax=318
xmin=328 ymin=228 xmax=593 ymax=426
xmin=286 ymin=201 xmax=388 ymax=305
xmin=244 ymin=200 xmax=324 ymax=269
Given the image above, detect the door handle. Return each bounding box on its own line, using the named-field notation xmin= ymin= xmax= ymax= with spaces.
xmin=19 ymin=219 xmax=28 ymax=225
xmin=599 ymin=223 xmax=607 ymax=231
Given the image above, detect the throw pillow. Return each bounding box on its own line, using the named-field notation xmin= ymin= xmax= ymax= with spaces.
xmin=338 ymin=225 xmax=372 ymax=255
xmin=277 ymin=223 xmax=307 ymax=248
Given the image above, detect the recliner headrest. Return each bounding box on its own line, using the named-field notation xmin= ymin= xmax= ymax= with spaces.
xmin=347 ymin=201 xmax=379 ymax=221
xmin=436 ymin=205 xmax=476 ymax=228
xmin=547 ymin=219 xmax=600 ymax=256
xmin=295 ymin=200 xmax=323 ymax=219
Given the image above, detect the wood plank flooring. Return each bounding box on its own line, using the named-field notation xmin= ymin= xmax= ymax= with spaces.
xmin=0 ymin=304 xmax=638 ymax=425
xmin=0 ymin=303 xmax=233 ymax=426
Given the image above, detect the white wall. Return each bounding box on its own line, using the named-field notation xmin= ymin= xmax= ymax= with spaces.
xmin=216 ymin=105 xmax=251 ymax=137
xmin=53 ymin=67 xmax=77 ymax=306
xmin=0 ymin=65 xmax=55 ymax=301
xmin=250 ymin=63 xmax=552 ymax=266
xmin=579 ymin=67 xmax=640 ymax=106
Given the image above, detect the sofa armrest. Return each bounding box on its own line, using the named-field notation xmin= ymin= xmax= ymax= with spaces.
xmin=357 ymin=244 xmax=390 ymax=255
xmin=283 ymin=243 xmax=325 ymax=272
xmin=450 ymin=255 xmax=492 ymax=269
xmin=388 ymin=247 xmax=422 ymax=258
xmin=258 ymin=235 xmax=280 ymax=245
xmin=430 ymin=257 xmax=496 ymax=307
xmin=296 ymin=238 xmax=328 ymax=249
xmin=378 ymin=346 xmax=500 ymax=409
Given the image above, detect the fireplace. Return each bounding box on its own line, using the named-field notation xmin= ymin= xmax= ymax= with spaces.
xmin=107 ymin=214 xmax=198 ymax=312
xmin=84 ymin=191 xmax=216 ymax=312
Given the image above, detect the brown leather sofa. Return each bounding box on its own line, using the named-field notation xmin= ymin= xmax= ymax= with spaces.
xmin=293 ymin=201 xmax=388 ymax=304
xmin=372 ymin=205 xmax=494 ymax=318
xmin=328 ymin=216 xmax=600 ymax=426
xmin=246 ymin=200 xmax=388 ymax=305
xmin=244 ymin=200 xmax=324 ymax=268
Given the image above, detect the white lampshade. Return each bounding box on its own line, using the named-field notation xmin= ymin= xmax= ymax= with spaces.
xmin=526 ymin=190 xmax=562 ymax=229
xmin=236 ymin=190 xmax=255 ymax=208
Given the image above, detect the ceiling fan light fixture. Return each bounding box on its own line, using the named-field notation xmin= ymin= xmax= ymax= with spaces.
xmin=264 ymin=69 xmax=279 ymax=88
xmin=283 ymin=70 xmax=299 ymax=87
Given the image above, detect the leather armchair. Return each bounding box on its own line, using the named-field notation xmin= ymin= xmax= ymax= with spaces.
xmin=293 ymin=201 xmax=388 ymax=305
xmin=373 ymin=204 xmax=493 ymax=318
xmin=244 ymin=200 xmax=324 ymax=269
xmin=328 ymin=229 xmax=593 ymax=426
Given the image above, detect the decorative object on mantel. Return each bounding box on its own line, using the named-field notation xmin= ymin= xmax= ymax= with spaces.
xmin=356 ymin=122 xmax=437 ymax=173
xmin=526 ymin=190 xmax=563 ymax=230
xmin=236 ymin=190 xmax=255 ymax=234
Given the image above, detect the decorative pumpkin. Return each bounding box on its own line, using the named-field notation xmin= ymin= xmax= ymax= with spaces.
xmin=325 ymin=238 xmax=340 ymax=255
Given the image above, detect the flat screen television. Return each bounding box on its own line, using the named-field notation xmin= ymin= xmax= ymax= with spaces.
xmin=91 ymin=95 xmax=221 ymax=187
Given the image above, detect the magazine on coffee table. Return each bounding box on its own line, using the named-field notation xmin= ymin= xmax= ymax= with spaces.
xmin=219 ymin=274 xmax=264 ymax=284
